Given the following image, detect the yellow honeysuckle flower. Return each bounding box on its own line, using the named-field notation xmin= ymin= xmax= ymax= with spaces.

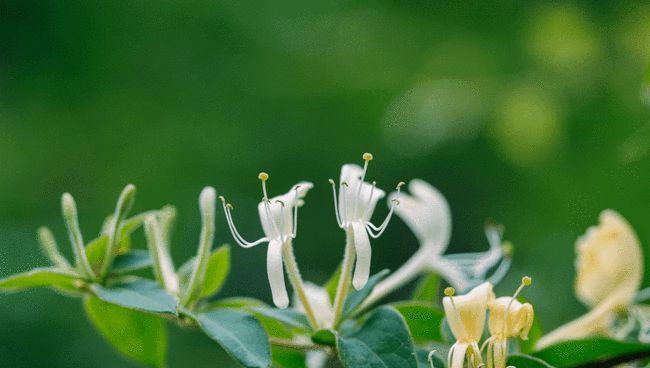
xmin=536 ymin=210 xmax=643 ymax=349
xmin=485 ymin=277 xmax=534 ymax=368
xmin=443 ymin=282 xmax=495 ymax=368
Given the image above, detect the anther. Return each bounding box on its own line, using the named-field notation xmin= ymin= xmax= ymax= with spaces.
xmin=444 ymin=287 xmax=455 ymax=297
xmin=522 ymin=276 xmax=532 ymax=286
xmin=275 ymin=200 xmax=285 ymax=207
xmin=362 ymin=152 xmax=373 ymax=161
xmin=258 ymin=172 xmax=269 ymax=181
xmin=218 ymin=196 xmax=226 ymax=203
xmin=328 ymin=178 xmax=335 ymax=185
xmin=396 ymin=181 xmax=405 ymax=189
xmin=226 ymin=203 xmax=233 ymax=210
xmin=341 ymin=182 xmax=349 ymax=187
xmin=501 ymin=241 xmax=514 ymax=257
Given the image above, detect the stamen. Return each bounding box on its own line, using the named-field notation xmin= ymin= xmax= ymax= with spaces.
xmin=220 ymin=195 xmax=268 ymax=248
xmin=275 ymin=200 xmax=286 ymax=241
xmin=502 ymin=276 xmax=532 ymax=337
xmin=340 ymin=181 xmax=349 ymax=225
xmin=361 ymin=181 xmax=377 ymax=220
xmin=329 ymin=179 xmax=343 ymax=227
xmin=352 ymin=153 xmax=373 ymax=217
xmin=258 ymin=172 xmax=270 ymax=199
xmin=263 ymin=197 xmax=282 ymax=240
xmin=445 ymin=287 xmax=470 ymax=341
xmin=365 ymin=181 xmax=403 ymax=238
xmin=292 ymin=186 xmax=300 ymax=237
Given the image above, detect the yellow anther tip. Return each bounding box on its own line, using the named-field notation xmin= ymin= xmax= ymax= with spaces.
xmin=226 ymin=203 xmax=233 ymax=209
xmin=396 ymin=181 xmax=405 ymax=189
xmin=328 ymin=178 xmax=335 ymax=184
xmin=218 ymin=195 xmax=226 ymax=202
xmin=522 ymin=276 xmax=532 ymax=286
xmin=362 ymin=152 xmax=373 ymax=161
xmin=501 ymin=241 xmax=514 ymax=256
xmin=444 ymin=287 xmax=455 ymax=297
xmin=258 ymin=172 xmax=269 ymax=181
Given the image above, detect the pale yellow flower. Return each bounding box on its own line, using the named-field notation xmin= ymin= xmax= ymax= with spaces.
xmin=443 ymin=282 xmax=495 ymax=368
xmin=486 ymin=293 xmax=534 ymax=368
xmin=536 ymin=210 xmax=643 ymax=349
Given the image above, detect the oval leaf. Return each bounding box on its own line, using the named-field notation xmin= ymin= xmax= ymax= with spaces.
xmin=199 ymin=245 xmax=230 ymax=298
xmin=195 ymin=309 xmax=271 ymax=368
xmin=0 ymin=267 xmax=78 ymax=292
xmin=342 ymin=269 xmax=390 ymax=318
xmin=393 ymin=301 xmax=444 ymax=343
xmin=84 ymin=295 xmax=167 ymax=367
xmin=91 ymin=278 xmax=178 ymax=314
xmin=337 ymin=306 xmax=418 ymax=368
xmin=533 ymin=337 xmax=650 ymax=367
xmin=508 ymin=354 xmax=555 ymax=368
xmin=111 ymin=250 xmax=153 ymax=275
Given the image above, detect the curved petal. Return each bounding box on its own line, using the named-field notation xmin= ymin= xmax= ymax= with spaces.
xmin=450 ymin=342 xmax=469 ymax=368
xmin=267 ymin=239 xmax=289 ymax=308
xmin=351 ymin=222 xmax=372 ymax=290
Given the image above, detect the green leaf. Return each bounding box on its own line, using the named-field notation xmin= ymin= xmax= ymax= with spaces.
xmin=324 ymin=263 xmax=342 ymax=303
xmin=250 ymin=306 xmax=311 ymax=330
xmin=203 ymin=297 xmax=266 ymax=310
xmin=0 ymin=267 xmax=79 ymax=292
xmin=312 ymin=329 xmax=337 ymax=346
xmin=271 ymin=346 xmax=307 ymax=368
xmin=508 ymin=354 xmax=555 ymax=368
xmin=342 ymin=269 xmax=390 ymax=318
xmin=195 ymin=309 xmax=271 ymax=368
xmin=337 ymin=306 xmax=418 ymax=368
xmin=84 ymin=296 xmax=167 ymax=367
xmin=85 ymin=235 xmax=109 ymax=267
xmin=91 ymin=278 xmax=178 ymax=314
xmin=199 ymin=245 xmax=230 ymax=298
xmin=533 ymin=337 xmax=650 ymax=368
xmin=111 ymin=250 xmax=152 ymax=275
xmin=411 ymin=272 xmax=440 ymax=302
xmin=392 ymin=301 xmax=444 ymax=343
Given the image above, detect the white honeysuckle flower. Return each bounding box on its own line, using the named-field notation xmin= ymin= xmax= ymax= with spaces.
xmin=328 ymin=153 xmax=403 ymax=290
xmin=484 ymin=277 xmax=534 ymax=368
xmin=443 ymin=282 xmax=495 ymax=368
xmin=221 ymin=172 xmax=313 ymax=309
xmin=365 ymin=179 xmax=510 ymax=308
xmin=536 ymin=210 xmax=643 ymax=349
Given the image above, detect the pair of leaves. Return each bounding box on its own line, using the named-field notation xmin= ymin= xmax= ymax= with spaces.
xmin=337 ymin=307 xmax=419 ymax=368
xmin=178 ymin=244 xmax=231 ymax=302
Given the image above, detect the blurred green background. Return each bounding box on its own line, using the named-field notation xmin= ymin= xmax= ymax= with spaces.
xmin=1 ymin=1 xmax=649 ymax=367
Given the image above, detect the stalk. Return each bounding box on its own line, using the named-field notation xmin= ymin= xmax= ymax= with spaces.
xmin=331 ymin=226 xmax=356 ymax=328
xmin=282 ymin=240 xmax=320 ymax=330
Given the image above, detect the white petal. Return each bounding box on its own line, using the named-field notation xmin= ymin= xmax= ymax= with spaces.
xmin=450 ymin=342 xmax=469 ymax=368
xmin=442 ymin=282 xmax=494 ymax=341
xmin=257 ymin=181 xmax=313 ymax=240
xmin=267 ymin=239 xmax=289 ymax=308
xmin=351 ymin=222 xmax=372 ymax=290
xmin=389 ymin=179 xmax=451 ymax=253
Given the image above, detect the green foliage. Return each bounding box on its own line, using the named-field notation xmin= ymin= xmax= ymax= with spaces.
xmin=342 ymin=269 xmax=390 ymax=318
xmin=195 ymin=309 xmax=271 ymax=368
xmin=91 ymin=278 xmax=178 ymax=314
xmin=533 ymin=337 xmax=650 ymax=367
xmin=84 ymin=296 xmax=167 ymax=368
xmin=271 ymin=347 xmax=307 ymax=368
xmin=508 ymin=354 xmax=555 ymax=368
xmin=111 ymin=250 xmax=153 ymax=275
xmin=411 ymin=272 xmax=440 ymax=303
xmin=337 ymin=307 xmax=418 ymax=368
xmin=392 ymin=301 xmax=444 ymax=344
xmin=199 ymin=245 xmax=230 ymax=298
xmin=311 ymin=329 xmax=337 ymax=346
xmin=0 ymin=267 xmax=78 ymax=292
